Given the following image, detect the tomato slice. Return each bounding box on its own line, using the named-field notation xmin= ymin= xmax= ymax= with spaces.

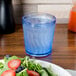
xmin=8 ymin=59 xmax=21 ymax=70
xmin=1 ymin=70 xmax=16 ymax=76
xmin=27 ymin=69 xmax=40 ymax=76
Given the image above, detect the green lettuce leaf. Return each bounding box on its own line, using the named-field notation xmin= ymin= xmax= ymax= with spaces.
xmin=0 ymin=62 xmax=4 ymax=69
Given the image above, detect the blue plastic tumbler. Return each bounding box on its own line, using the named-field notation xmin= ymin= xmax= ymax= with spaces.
xmin=22 ymin=13 xmax=56 ymax=57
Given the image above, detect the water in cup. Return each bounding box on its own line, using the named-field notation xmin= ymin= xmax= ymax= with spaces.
xmin=22 ymin=13 xmax=56 ymax=57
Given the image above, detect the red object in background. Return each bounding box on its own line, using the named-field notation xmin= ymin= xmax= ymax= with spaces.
xmin=68 ymin=6 xmax=76 ymax=32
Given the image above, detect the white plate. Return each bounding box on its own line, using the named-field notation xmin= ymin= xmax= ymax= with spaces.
xmin=0 ymin=59 xmax=71 ymax=76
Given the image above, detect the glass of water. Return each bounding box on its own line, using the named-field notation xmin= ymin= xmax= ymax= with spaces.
xmin=22 ymin=13 xmax=56 ymax=57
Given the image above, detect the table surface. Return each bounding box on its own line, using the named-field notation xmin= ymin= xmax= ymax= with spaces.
xmin=0 ymin=24 xmax=76 ymax=70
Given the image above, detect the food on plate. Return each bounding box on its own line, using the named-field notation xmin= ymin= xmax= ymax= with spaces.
xmin=1 ymin=70 xmax=16 ymax=76
xmin=0 ymin=62 xmax=4 ymax=69
xmin=0 ymin=55 xmax=57 ymax=76
xmin=8 ymin=59 xmax=21 ymax=70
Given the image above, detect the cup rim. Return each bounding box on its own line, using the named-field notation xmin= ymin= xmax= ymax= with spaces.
xmin=22 ymin=12 xmax=56 ymax=24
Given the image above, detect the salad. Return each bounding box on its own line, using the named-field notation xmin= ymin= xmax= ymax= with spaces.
xmin=0 ymin=55 xmax=57 ymax=76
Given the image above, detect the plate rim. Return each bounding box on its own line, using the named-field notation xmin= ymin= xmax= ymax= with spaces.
xmin=33 ymin=59 xmax=72 ymax=76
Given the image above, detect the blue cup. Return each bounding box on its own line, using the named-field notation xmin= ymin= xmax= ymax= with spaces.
xmin=22 ymin=13 xmax=56 ymax=57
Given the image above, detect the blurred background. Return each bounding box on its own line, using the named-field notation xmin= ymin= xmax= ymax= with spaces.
xmin=12 ymin=0 xmax=72 ymax=24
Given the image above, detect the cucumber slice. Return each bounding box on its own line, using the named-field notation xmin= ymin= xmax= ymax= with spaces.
xmin=43 ymin=67 xmax=57 ymax=76
xmin=39 ymin=69 xmax=48 ymax=76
